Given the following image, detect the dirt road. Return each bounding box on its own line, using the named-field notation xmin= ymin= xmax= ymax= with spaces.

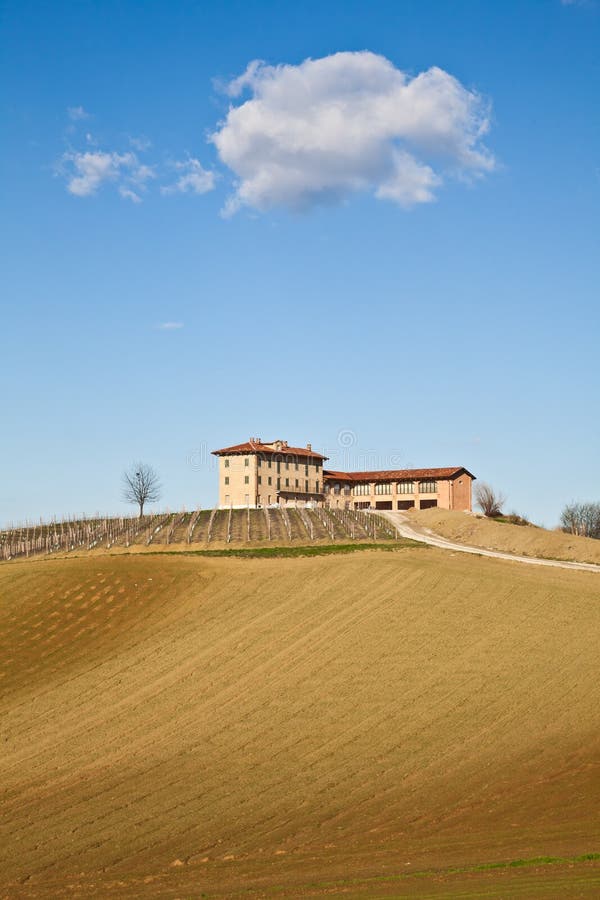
xmin=379 ymin=509 xmax=600 ymax=573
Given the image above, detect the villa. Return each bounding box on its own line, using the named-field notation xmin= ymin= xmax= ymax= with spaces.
xmin=212 ymin=438 xmax=475 ymax=512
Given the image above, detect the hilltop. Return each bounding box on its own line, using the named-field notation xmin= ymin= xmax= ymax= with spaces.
xmin=409 ymin=507 xmax=600 ymax=565
xmin=1 ymin=546 xmax=600 ymax=897
xmin=1 ymin=507 xmax=399 ymax=562
xmin=6 ymin=505 xmax=600 ymax=572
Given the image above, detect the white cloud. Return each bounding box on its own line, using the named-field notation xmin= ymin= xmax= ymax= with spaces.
xmin=132 ymin=163 xmax=156 ymax=184
xmin=156 ymin=321 xmax=184 ymax=330
xmin=67 ymin=105 xmax=90 ymax=121
xmin=129 ymin=135 xmax=152 ymax=151
xmin=161 ymin=158 xmax=216 ymax=195
xmin=61 ymin=150 xmax=137 ymax=197
xmin=224 ymin=59 xmax=265 ymax=97
xmin=59 ymin=146 xmax=211 ymax=201
xmin=59 ymin=150 xmax=156 ymax=200
xmin=119 ymin=186 xmax=142 ymax=203
xmin=211 ymin=51 xmax=495 ymax=214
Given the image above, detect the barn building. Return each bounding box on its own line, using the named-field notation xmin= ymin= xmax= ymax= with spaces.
xmin=323 ymin=467 xmax=474 ymax=512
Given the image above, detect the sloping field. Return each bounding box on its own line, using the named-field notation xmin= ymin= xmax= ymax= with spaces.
xmin=1 ymin=549 xmax=600 ymax=898
xmin=411 ymin=507 xmax=600 ymax=565
xmin=1 ymin=509 xmax=398 ymax=562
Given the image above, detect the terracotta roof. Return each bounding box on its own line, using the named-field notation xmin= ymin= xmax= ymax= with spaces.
xmin=212 ymin=440 xmax=328 ymax=461
xmin=323 ymin=467 xmax=474 ymax=482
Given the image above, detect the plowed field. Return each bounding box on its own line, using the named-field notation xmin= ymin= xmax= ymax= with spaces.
xmin=1 ymin=548 xmax=599 ymax=897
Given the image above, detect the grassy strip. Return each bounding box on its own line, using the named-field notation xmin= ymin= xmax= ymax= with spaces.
xmin=0 ymin=540 xmax=423 ymax=566
xmin=142 ymin=541 xmax=421 ymax=559
xmin=264 ymin=852 xmax=600 ymax=894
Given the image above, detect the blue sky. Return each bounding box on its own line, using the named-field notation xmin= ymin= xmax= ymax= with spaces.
xmin=1 ymin=0 xmax=599 ymax=527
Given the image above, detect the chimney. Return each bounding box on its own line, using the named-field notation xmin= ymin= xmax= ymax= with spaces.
xmin=306 ymin=442 xmax=312 ymax=451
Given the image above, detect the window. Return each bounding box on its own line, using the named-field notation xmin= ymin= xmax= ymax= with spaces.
xmin=244 ymin=494 xmax=249 ymax=504
xmin=305 ymin=480 xmax=309 ymax=492
xmin=295 ymin=463 xmax=299 ymax=471
xmin=397 ymin=480 xmax=414 ymax=494
xmin=375 ymin=483 xmax=392 ymax=494
xmin=268 ymin=459 xmax=272 ymax=469
xmin=244 ymin=458 xmax=249 ymax=467
xmin=244 ymin=475 xmax=249 ymax=484
xmin=225 ymin=494 xmax=230 ymax=504
xmin=353 ymin=483 xmax=370 ymax=495
xmin=224 ymin=476 xmax=230 ymax=485
xmin=258 ymin=476 xmax=262 ymax=485
xmin=277 ymin=461 xmax=281 ymax=474
xmin=258 ymin=458 xmax=262 ymax=467
xmin=224 ymin=459 xmax=230 ymax=468
xmin=316 ymin=480 xmax=319 ymax=492
xmin=285 ymin=461 xmax=289 ymax=470
xmin=295 ymin=479 xmax=299 ymax=488
xmin=285 ymin=478 xmax=289 ymax=487
xmin=276 ymin=477 xmax=281 ymax=490
xmin=268 ymin=476 xmax=272 ymax=486
xmin=419 ymin=480 xmax=437 ymax=493
xmin=304 ymin=464 xmax=308 ymax=476
xmin=343 ymin=486 xmax=351 ymax=495
xmin=333 ymin=483 xmax=341 ymax=495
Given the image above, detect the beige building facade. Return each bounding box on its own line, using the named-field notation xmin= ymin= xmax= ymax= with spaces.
xmin=213 ymin=439 xmax=327 ymax=509
xmin=213 ymin=438 xmax=474 ymax=512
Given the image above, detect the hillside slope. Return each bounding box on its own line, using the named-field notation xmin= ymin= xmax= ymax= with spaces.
xmin=410 ymin=507 xmax=600 ymax=565
xmin=1 ymin=508 xmax=400 ymax=562
xmin=1 ymin=550 xmax=600 ymax=897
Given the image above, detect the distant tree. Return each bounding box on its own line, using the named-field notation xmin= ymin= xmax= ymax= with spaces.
xmin=560 ymin=502 xmax=600 ymax=539
xmin=122 ymin=463 xmax=162 ymax=518
xmin=475 ymin=482 xmax=506 ymax=518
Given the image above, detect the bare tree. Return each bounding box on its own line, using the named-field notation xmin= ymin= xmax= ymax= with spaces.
xmin=475 ymin=482 xmax=506 ymax=518
xmin=122 ymin=463 xmax=162 ymax=518
xmin=560 ymin=502 xmax=600 ymax=539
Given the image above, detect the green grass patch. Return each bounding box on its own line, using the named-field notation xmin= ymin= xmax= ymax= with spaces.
xmin=272 ymin=851 xmax=600 ymax=894
xmin=143 ymin=540 xmax=421 ymax=559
